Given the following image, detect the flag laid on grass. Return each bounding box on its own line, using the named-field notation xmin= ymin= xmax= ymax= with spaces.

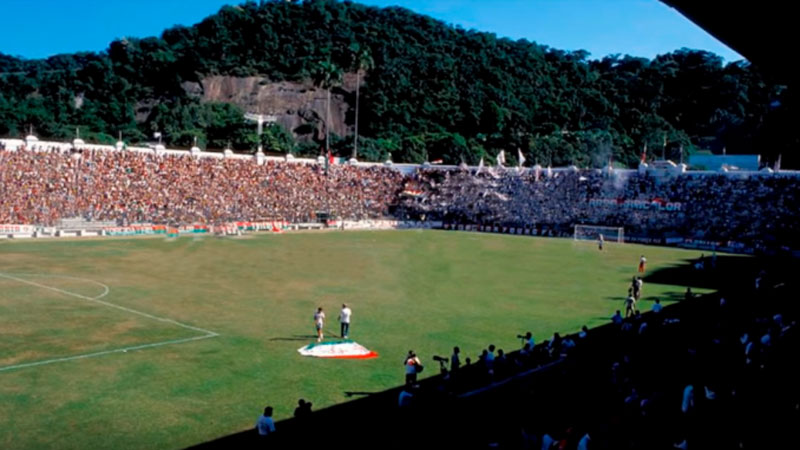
xmin=298 ymin=340 xmax=378 ymax=359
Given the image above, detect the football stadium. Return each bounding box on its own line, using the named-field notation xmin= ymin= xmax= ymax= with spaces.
xmin=1 ymin=1 xmax=797 ymax=449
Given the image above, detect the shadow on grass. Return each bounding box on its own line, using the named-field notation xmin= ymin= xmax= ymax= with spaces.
xmin=643 ymin=254 xmax=768 ymax=291
xmin=269 ymin=335 xmax=317 ymax=342
xmin=603 ymin=291 xmax=687 ymax=303
xmin=344 ymin=391 xmax=377 ymax=398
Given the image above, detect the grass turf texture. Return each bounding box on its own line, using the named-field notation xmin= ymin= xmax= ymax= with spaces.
xmin=0 ymin=230 xmax=714 ymax=449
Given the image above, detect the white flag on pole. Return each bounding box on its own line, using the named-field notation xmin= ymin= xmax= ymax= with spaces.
xmin=497 ymin=150 xmax=506 ymax=167
xmin=517 ymin=148 xmax=526 ymax=167
xmin=476 ymin=157 xmax=484 ymax=175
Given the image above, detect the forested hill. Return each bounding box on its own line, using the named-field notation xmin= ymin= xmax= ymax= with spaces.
xmin=0 ymin=0 xmax=794 ymax=167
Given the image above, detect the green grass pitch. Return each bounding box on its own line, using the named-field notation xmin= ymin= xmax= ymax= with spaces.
xmin=0 ymin=230 xmax=712 ymax=449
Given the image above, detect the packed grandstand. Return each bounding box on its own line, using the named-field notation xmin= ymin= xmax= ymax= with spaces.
xmin=3 ymin=138 xmax=799 ymax=256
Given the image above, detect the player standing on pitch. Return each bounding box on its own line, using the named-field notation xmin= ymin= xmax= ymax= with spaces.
xmin=624 ymin=289 xmax=637 ymax=318
xmin=598 ymin=234 xmax=604 ymax=251
xmin=314 ymin=307 xmax=325 ymax=342
xmin=338 ymin=303 xmax=352 ymax=339
xmin=638 ymin=255 xmax=647 ymax=273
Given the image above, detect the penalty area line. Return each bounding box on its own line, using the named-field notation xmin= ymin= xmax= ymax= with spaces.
xmin=0 ymin=272 xmax=219 ymax=373
xmin=0 ymin=272 xmax=218 ymax=336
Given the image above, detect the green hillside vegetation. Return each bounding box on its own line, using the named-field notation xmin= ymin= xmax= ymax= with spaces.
xmin=0 ymin=0 xmax=794 ymax=166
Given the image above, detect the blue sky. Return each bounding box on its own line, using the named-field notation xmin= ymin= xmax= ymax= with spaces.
xmin=0 ymin=0 xmax=742 ymax=62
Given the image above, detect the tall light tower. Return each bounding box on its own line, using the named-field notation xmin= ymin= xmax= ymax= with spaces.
xmin=244 ymin=112 xmax=277 ymax=154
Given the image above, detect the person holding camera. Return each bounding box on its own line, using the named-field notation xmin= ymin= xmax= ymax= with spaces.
xmin=404 ymin=350 xmax=422 ymax=384
xmin=518 ymin=332 xmax=535 ymax=350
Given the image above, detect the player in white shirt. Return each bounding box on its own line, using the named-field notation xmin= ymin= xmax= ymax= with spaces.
xmin=598 ymin=234 xmax=604 ymax=250
xmin=624 ymin=290 xmax=637 ymax=318
xmin=338 ymin=304 xmax=352 ymax=339
xmin=314 ymin=307 xmax=325 ymax=342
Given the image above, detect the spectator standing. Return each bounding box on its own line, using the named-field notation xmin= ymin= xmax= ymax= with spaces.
xmin=398 ymin=384 xmax=414 ymax=407
xmin=294 ymin=399 xmax=312 ymax=419
xmin=256 ymin=406 xmax=276 ymax=437
xmin=577 ymin=432 xmax=591 ymax=450
xmin=486 ymin=344 xmax=496 ymax=372
xmin=652 ymin=298 xmax=662 ymax=313
xmin=450 ymin=346 xmax=461 ymax=371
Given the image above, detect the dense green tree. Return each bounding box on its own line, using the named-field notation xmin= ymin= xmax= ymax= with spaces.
xmin=260 ymin=123 xmax=295 ymax=154
xmin=311 ymin=59 xmax=343 ymax=154
xmin=350 ymin=44 xmax=373 ymax=159
xmin=0 ymin=0 xmax=793 ymax=166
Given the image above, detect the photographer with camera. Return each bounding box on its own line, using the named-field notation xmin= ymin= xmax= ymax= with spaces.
xmin=518 ymin=331 xmax=535 ymax=350
xmin=404 ymin=350 xmax=422 ymax=384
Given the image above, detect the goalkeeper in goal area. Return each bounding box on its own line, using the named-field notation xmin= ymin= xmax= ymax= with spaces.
xmin=574 ymin=225 xmax=623 ymax=246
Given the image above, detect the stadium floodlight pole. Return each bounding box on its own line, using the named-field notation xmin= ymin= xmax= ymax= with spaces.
xmin=353 ymin=74 xmax=359 ymax=160
xmin=244 ymin=112 xmax=277 ymax=154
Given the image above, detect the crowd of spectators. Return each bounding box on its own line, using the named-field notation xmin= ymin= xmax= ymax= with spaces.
xmin=0 ymin=146 xmax=404 ymax=225
xmin=4 ymin=145 xmax=800 ymax=252
xmin=504 ymin=278 xmax=798 ymax=449
xmin=401 ymin=168 xmax=800 ymax=249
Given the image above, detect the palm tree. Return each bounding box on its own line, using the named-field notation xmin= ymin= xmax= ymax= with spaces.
xmin=352 ymin=47 xmax=374 ymax=160
xmin=311 ymin=60 xmax=343 ymax=158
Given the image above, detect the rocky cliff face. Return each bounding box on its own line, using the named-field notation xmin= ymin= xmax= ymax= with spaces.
xmin=183 ymin=73 xmax=360 ymax=142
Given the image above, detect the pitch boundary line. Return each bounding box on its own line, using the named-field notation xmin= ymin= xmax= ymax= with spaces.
xmin=0 ymin=272 xmax=219 ymax=373
xmin=0 ymin=334 xmax=217 ymax=373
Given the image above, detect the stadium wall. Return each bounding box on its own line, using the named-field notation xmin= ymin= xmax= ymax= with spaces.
xmin=5 ymin=137 xmax=800 ymax=179
xmin=0 ymin=220 xmax=442 ymax=240
xmin=440 ymin=221 xmax=800 ymax=258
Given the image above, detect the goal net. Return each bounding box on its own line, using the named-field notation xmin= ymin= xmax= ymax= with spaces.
xmin=574 ymin=225 xmax=624 ymax=243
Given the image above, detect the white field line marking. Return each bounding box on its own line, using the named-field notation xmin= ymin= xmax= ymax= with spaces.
xmin=0 ymin=273 xmax=218 ymax=336
xmin=0 ymin=334 xmax=216 ymax=373
xmin=0 ymin=272 xmax=219 ymax=373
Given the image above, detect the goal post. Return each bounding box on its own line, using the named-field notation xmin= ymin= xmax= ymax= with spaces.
xmin=574 ymin=225 xmax=624 ymax=243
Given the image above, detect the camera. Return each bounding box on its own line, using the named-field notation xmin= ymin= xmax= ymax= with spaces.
xmin=432 ymin=355 xmax=449 ymax=374
xmin=516 ymin=334 xmax=526 ymax=339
